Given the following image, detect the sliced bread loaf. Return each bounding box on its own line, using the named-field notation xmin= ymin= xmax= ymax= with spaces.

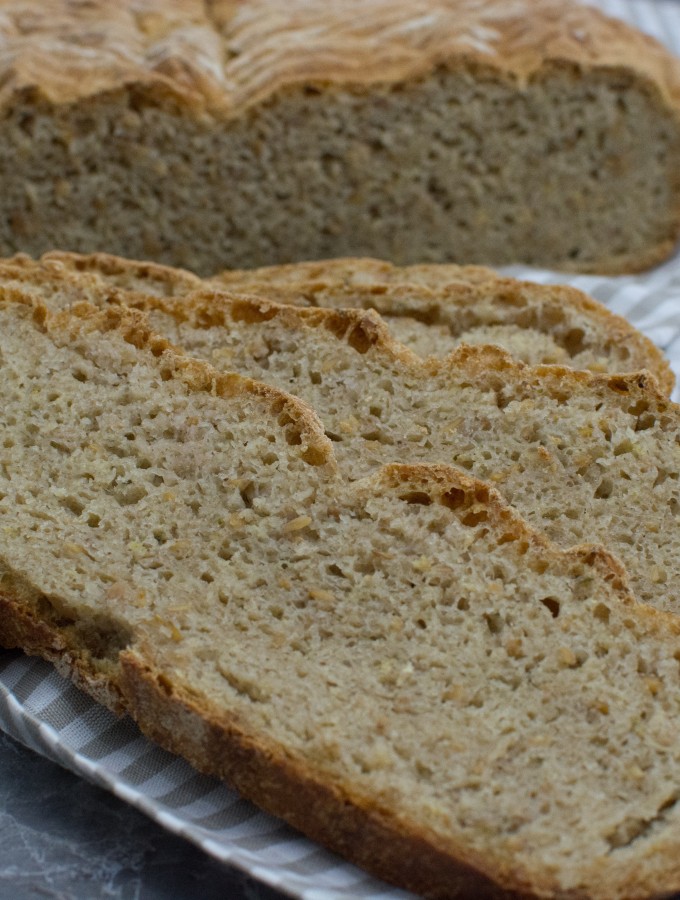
xmin=7 ymin=267 xmax=680 ymax=619
xmin=2 ymin=263 xmax=679 ymax=616
xmin=1 ymin=2 xmax=680 ymax=272
xmin=8 ymin=251 xmax=674 ymax=391
xmin=3 ymin=292 xmax=680 ymax=899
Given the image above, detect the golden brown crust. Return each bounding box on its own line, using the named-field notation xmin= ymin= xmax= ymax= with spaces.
xmin=0 ymin=588 xmax=126 ymax=713
xmin=214 ymin=256 xmax=501 ymax=287
xmin=1 ymin=0 xmax=680 ymax=117
xmin=37 ymin=251 xmax=204 ymax=295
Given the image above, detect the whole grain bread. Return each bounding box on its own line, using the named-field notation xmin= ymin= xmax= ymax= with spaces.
xmin=3 ymin=259 xmax=679 ymax=619
xmin=7 ymin=251 xmax=674 ymax=391
xmin=1 ymin=1 xmax=680 ymax=273
xmin=4 ymin=292 xmax=680 ymax=899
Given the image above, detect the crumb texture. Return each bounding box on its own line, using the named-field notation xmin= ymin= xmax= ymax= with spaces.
xmin=2 ymin=259 xmax=679 ymax=619
xmin=1 ymin=295 xmax=680 ymax=898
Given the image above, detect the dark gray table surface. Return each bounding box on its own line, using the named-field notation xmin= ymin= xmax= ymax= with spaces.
xmin=0 ymin=729 xmax=288 ymax=900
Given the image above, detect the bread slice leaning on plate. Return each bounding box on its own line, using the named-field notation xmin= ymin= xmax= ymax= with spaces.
xmin=2 ymin=292 xmax=680 ymax=898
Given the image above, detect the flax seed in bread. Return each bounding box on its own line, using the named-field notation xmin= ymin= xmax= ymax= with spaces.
xmin=1 ymin=1 xmax=680 ymax=272
xmin=3 ymin=293 xmax=680 ymax=899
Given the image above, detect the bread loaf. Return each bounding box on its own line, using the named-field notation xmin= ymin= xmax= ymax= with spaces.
xmin=6 ymin=251 xmax=674 ymax=391
xmin=3 ymin=257 xmax=679 ymax=618
xmin=1 ymin=1 xmax=679 ymax=272
xmin=4 ymin=292 xmax=680 ymax=899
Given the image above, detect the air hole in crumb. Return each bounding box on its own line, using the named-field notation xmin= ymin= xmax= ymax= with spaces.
xmin=400 ymin=491 xmax=432 ymax=506
xmin=457 ymin=597 xmax=469 ymax=611
xmin=635 ymin=412 xmax=656 ymax=432
xmin=347 ymin=322 xmax=373 ymax=354
xmin=441 ymin=487 xmax=466 ymax=510
xmin=72 ymin=369 xmax=88 ymax=383
xmin=60 ymin=496 xmax=85 ymax=516
xmin=218 ymin=543 xmax=234 ymax=561
xmin=594 ymin=603 xmax=610 ymax=623
xmin=540 ymin=597 xmax=560 ymax=618
xmin=302 ymin=446 xmax=328 ymax=466
xmin=461 ymin=509 xmax=488 ymax=527
xmin=484 ymin=612 xmax=504 ymax=634
xmin=361 ymin=429 xmax=394 ymax=445
xmin=609 ymin=377 xmax=630 ymax=394
xmin=563 ymin=328 xmax=586 ymax=356
xmin=310 ymin=372 xmax=322 ymax=385
xmin=239 ymin=483 xmax=255 ymax=508
xmin=594 ymin=478 xmax=613 ymax=500
xmin=200 ymin=572 xmax=214 ymax=583
xmin=327 ymin=564 xmax=347 ymax=578
xmin=285 ymin=428 xmax=303 ymax=446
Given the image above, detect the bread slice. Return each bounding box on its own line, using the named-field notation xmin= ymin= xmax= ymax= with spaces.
xmin=2 ymin=259 xmax=679 ymax=618
xmin=7 ymin=251 xmax=674 ymax=392
xmin=1 ymin=2 xmax=680 ymax=273
xmin=4 ymin=291 xmax=680 ymax=899
xmin=212 ymin=259 xmax=675 ymax=390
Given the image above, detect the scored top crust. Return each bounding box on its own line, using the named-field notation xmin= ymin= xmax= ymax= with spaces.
xmin=1 ymin=0 xmax=679 ymax=115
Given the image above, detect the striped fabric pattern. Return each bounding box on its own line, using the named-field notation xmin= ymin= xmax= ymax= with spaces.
xmin=2 ymin=2 xmax=680 ymax=897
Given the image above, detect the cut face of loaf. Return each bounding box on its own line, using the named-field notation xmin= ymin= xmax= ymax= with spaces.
xmin=7 ymin=266 xmax=679 ymax=617
xmin=9 ymin=252 xmax=674 ymax=392
xmin=4 ymin=295 xmax=680 ymax=899
xmin=1 ymin=1 xmax=680 ymax=273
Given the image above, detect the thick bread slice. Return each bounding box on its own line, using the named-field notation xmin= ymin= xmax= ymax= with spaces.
xmin=3 ymin=294 xmax=680 ymax=898
xmin=209 ymin=262 xmax=674 ymax=390
xmin=0 ymin=294 xmax=335 ymax=708
xmin=7 ymin=252 xmax=675 ymax=393
xmin=3 ymin=265 xmax=679 ymax=617
xmin=1 ymin=1 xmax=680 ymax=273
